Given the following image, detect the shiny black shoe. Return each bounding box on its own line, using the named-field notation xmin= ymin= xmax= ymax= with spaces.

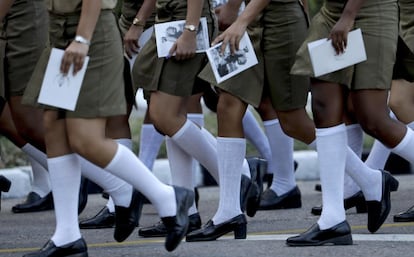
xmin=114 ymin=189 xmax=145 ymax=242
xmin=23 ymin=238 xmax=88 ymax=257
xmin=286 ymin=221 xmax=353 ymax=246
xmin=79 ymin=206 xmax=115 ymax=229
xmin=138 ymin=212 xmax=201 ymax=237
xmin=244 ymin=157 xmax=267 ymax=217
xmin=394 ymin=205 xmax=414 ymax=222
xmin=12 ymin=192 xmax=54 ymax=213
xmin=311 ymin=191 xmax=367 ymax=215
xmin=367 ymin=170 xmax=399 ymax=233
xmin=259 ymin=186 xmax=301 ymax=210
xmin=186 ymin=214 xmax=247 ymax=242
xmin=161 ymin=186 xmax=194 ymax=252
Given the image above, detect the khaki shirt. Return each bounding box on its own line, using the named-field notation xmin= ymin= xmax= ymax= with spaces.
xmin=47 ymin=0 xmax=117 ymax=14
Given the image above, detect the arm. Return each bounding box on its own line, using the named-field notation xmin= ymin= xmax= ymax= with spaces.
xmin=124 ymin=0 xmax=156 ymax=58
xmin=0 ymin=0 xmax=15 ymax=21
xmin=212 ymin=0 xmax=270 ymax=54
xmin=60 ymin=0 xmax=101 ymax=75
xmin=329 ymin=0 xmax=366 ymax=54
xmin=168 ymin=0 xmax=204 ymax=60
xmin=215 ymin=0 xmax=244 ymax=31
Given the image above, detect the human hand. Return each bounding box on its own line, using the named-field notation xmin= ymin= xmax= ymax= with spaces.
xmin=124 ymin=25 xmax=144 ymax=58
xmin=328 ymin=17 xmax=354 ymax=55
xmin=168 ymin=30 xmax=197 ymax=60
xmin=61 ymin=41 xmax=89 ymax=75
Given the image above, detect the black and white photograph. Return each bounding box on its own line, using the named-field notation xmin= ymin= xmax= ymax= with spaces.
xmin=154 ymin=17 xmax=209 ymax=58
xmin=206 ymin=32 xmax=258 ymax=83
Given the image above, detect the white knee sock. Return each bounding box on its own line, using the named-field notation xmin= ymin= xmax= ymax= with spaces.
xmin=391 ymin=127 xmax=414 ymax=168
xmin=80 ymin=138 xmax=134 ymax=208
xmin=171 ymin=120 xmax=220 ymax=182
xmin=138 ymin=124 xmax=165 ymax=170
xmin=20 ymin=144 xmax=51 ymax=196
xmin=364 ymin=112 xmax=397 ymax=169
xmin=20 ymin=143 xmax=48 ymax=168
xmin=105 ymin=144 xmax=175 ymax=217
xmin=243 ymin=109 xmax=273 ymax=172
xmin=212 ymin=137 xmax=244 ymax=225
xmin=200 ymin=125 xmax=250 ymax=179
xmin=166 ymin=136 xmax=198 ymax=215
xmin=316 ymin=124 xmax=347 ymax=230
xmin=264 ymin=119 xmax=296 ymax=195
xmin=27 ymin=156 xmax=51 ymax=197
xmin=49 ymin=154 xmax=82 ymax=246
xmin=187 ymin=113 xmax=204 ymax=197
xmin=105 ymin=138 xmax=133 ymax=211
xmin=345 ymin=147 xmax=381 ymax=201
xmin=344 ymin=124 xmax=363 ymax=198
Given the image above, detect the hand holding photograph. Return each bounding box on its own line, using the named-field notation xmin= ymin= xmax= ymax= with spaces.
xmin=206 ymin=32 xmax=258 ymax=83
xmin=307 ymin=28 xmax=367 ymax=77
xmin=154 ymin=17 xmax=209 ymax=58
xmin=38 ymin=48 xmax=89 ymax=111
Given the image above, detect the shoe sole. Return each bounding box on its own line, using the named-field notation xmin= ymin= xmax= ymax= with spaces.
xmin=286 ymin=234 xmax=353 ymax=247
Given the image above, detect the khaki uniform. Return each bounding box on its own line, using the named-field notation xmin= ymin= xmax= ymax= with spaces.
xmin=262 ymin=0 xmax=310 ymax=111
xmin=132 ymin=0 xmax=218 ymax=98
xmin=0 ymin=0 xmax=48 ymax=100
xmin=393 ymin=0 xmax=414 ymax=82
xmin=22 ymin=1 xmax=126 ymax=118
xmin=291 ymin=0 xmax=398 ymax=90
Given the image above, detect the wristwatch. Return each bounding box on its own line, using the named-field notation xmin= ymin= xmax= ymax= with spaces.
xmin=132 ymin=17 xmax=145 ymax=27
xmin=184 ymin=24 xmax=197 ymax=32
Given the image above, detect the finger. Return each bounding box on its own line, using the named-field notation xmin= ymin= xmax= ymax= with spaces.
xmin=60 ymin=53 xmax=72 ymax=75
xmin=167 ymin=43 xmax=177 ymax=59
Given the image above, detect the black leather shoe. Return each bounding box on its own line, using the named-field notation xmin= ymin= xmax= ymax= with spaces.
xmin=243 ymin=157 xmax=267 ymax=217
xmin=114 ymin=189 xmax=145 ymax=242
xmin=12 ymin=192 xmax=54 ymax=213
xmin=186 ymin=214 xmax=247 ymax=242
xmin=79 ymin=206 xmax=115 ymax=229
xmin=259 ymin=186 xmax=301 ymax=210
xmin=286 ymin=221 xmax=352 ymax=246
xmin=311 ymin=191 xmax=367 ymax=215
xmin=162 ymin=186 xmax=194 ymax=252
xmin=367 ymin=170 xmax=399 ymax=233
xmin=394 ymin=205 xmax=414 ymax=222
xmin=23 ymin=238 xmax=88 ymax=257
xmin=138 ymin=212 xmax=201 ymax=237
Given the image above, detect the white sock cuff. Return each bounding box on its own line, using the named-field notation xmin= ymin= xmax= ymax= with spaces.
xmin=346 ymin=124 xmax=361 ymax=130
xmin=172 ymin=119 xmax=192 ymax=140
xmin=316 ymin=124 xmax=346 ymax=137
xmin=308 ymin=140 xmax=317 ymax=150
xmin=48 ymin=153 xmax=78 ymax=165
xmin=263 ymin=119 xmax=279 ymax=127
xmin=187 ymin=113 xmax=204 ymax=127
xmin=217 ymin=136 xmax=246 ymax=144
xmin=116 ymin=138 xmax=133 ymax=150
xmin=105 ymin=144 xmax=125 ymax=170
xmin=21 ymin=143 xmax=34 ymax=154
xmin=392 ymin=128 xmax=413 ymax=152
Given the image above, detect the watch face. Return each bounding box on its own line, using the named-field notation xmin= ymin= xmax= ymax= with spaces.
xmin=185 ymin=25 xmax=196 ymax=31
